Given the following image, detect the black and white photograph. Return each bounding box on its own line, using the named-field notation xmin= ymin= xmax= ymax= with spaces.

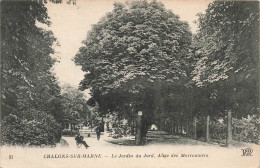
xmin=0 ymin=0 xmax=259 ymax=168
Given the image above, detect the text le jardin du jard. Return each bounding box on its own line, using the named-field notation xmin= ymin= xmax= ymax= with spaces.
xmin=111 ymin=153 xmax=208 ymax=158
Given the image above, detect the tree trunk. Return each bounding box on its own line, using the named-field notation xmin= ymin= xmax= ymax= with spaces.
xmin=131 ymin=116 xmax=135 ymax=135
xmin=69 ymin=123 xmax=71 ymax=131
xmin=176 ymin=122 xmax=179 ymax=134
xmin=172 ymin=122 xmax=174 ymax=134
xmin=180 ymin=124 xmax=183 ymax=135
xmin=173 ymin=123 xmax=176 ymax=134
xmin=140 ymin=130 xmax=147 ymax=145
xmin=226 ymin=110 xmax=232 ymax=147
xmin=186 ymin=119 xmax=189 ymax=137
xmin=135 ymin=114 xmax=142 ymax=145
xmin=205 ymin=115 xmax=210 ymax=143
xmin=193 ymin=116 xmax=197 ymax=139
xmin=179 ymin=123 xmax=181 ymax=134
xmin=178 ymin=122 xmax=181 ymax=134
xmin=91 ymin=120 xmax=93 ymax=131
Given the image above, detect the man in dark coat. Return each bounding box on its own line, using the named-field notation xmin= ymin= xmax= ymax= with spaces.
xmin=75 ymin=133 xmax=90 ymax=148
xmin=96 ymin=126 xmax=101 ymax=140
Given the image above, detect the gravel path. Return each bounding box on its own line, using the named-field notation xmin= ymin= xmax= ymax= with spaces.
xmin=1 ymin=131 xmax=259 ymax=168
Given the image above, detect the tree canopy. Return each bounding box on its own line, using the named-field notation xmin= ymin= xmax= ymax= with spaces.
xmin=60 ymin=84 xmax=92 ymax=126
xmin=74 ymin=1 xmax=193 ymax=137
xmin=193 ymin=1 xmax=258 ymax=86
xmin=1 ymin=0 xmax=63 ymax=120
xmin=0 ymin=0 xmax=69 ymax=145
xmin=75 ymin=0 xmax=191 ymax=92
xmin=75 ymin=0 xmax=191 ymax=107
xmin=192 ymin=1 xmax=259 ymax=118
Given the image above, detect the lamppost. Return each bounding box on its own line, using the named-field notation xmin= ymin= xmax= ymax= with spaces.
xmin=135 ymin=111 xmax=142 ymax=145
xmin=129 ymin=103 xmax=135 ymax=135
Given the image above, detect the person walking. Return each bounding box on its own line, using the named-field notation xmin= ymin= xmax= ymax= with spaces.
xmin=96 ymin=126 xmax=101 ymax=140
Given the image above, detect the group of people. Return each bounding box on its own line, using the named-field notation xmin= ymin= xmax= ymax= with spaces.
xmin=75 ymin=126 xmax=101 ymax=149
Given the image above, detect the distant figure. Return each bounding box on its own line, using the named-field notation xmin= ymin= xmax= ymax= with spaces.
xmin=96 ymin=126 xmax=101 ymax=140
xmin=150 ymin=124 xmax=158 ymax=131
xmin=75 ymin=133 xmax=90 ymax=148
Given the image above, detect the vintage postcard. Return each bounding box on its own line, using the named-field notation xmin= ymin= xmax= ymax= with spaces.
xmin=0 ymin=0 xmax=259 ymax=168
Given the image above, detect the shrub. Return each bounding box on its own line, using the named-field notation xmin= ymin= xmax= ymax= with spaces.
xmin=232 ymin=115 xmax=260 ymax=144
xmin=61 ymin=129 xmax=77 ymax=136
xmin=112 ymin=123 xmax=131 ymax=139
xmin=112 ymin=128 xmax=123 ymax=139
xmin=61 ymin=129 xmax=71 ymax=135
xmin=210 ymin=120 xmax=226 ymax=140
xmin=1 ymin=114 xmax=27 ymax=145
xmin=209 ymin=115 xmax=259 ymax=144
xmin=1 ymin=113 xmax=62 ymax=146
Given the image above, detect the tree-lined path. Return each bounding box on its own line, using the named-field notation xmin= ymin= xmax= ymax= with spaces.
xmin=60 ymin=130 xmax=252 ymax=149
xmin=1 ymin=1 xmax=259 ymax=168
xmin=1 ymin=0 xmax=259 ymax=149
xmin=74 ymin=0 xmax=259 ymax=146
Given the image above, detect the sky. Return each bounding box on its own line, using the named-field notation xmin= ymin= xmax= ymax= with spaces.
xmin=44 ymin=0 xmax=211 ymax=94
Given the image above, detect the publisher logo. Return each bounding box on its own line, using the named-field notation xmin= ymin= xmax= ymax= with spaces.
xmin=241 ymin=148 xmax=253 ymax=156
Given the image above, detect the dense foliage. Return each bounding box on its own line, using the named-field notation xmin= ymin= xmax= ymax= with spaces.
xmin=1 ymin=114 xmax=61 ymax=146
xmin=60 ymin=85 xmax=93 ymax=129
xmin=1 ymin=0 xmax=258 ymax=146
xmin=75 ymin=0 xmax=192 ymax=142
xmin=1 ymin=1 xmax=62 ymax=118
xmin=232 ymin=116 xmax=260 ymax=144
xmin=187 ymin=1 xmax=259 ymax=144
xmin=61 ymin=129 xmax=77 ymax=136
xmin=209 ymin=116 xmax=260 ymax=144
xmin=192 ymin=1 xmax=259 ymax=118
xmin=1 ymin=0 xmax=63 ymax=146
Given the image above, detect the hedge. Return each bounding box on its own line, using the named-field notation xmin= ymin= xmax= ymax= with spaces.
xmin=1 ymin=113 xmax=62 ymax=146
